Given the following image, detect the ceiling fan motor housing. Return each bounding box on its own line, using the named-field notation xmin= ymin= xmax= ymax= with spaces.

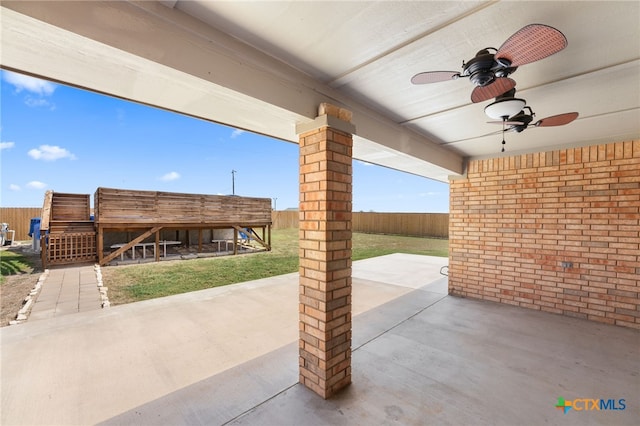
xmin=511 ymin=111 xmax=534 ymax=127
xmin=463 ymin=50 xmax=497 ymax=86
xmin=495 ymin=65 xmax=517 ymax=78
xmin=506 ymin=109 xmax=534 ymax=132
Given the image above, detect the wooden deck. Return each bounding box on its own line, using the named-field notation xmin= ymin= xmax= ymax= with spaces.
xmin=39 ymin=188 xmax=272 ymax=266
xmin=94 ymin=188 xmax=272 ymax=265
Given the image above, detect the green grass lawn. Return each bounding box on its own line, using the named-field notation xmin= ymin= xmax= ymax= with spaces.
xmin=103 ymin=228 xmax=448 ymax=305
xmin=0 ymin=250 xmax=35 ymax=285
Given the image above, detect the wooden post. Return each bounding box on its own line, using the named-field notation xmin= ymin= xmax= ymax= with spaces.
xmin=97 ymin=225 xmax=104 ymax=264
xmin=155 ymin=229 xmax=160 ymax=261
xmin=40 ymin=235 xmax=47 ymax=269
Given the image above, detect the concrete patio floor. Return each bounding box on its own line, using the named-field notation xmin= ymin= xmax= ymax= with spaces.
xmin=1 ymin=254 xmax=638 ymax=425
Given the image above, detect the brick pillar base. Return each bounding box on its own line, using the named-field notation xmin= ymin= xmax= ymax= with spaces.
xmin=297 ymin=104 xmax=354 ymax=399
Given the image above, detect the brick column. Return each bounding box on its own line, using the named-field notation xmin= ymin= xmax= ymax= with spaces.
xmin=296 ymin=103 xmax=354 ymax=399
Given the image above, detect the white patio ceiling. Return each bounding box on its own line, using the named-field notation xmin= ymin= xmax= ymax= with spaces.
xmin=2 ymin=1 xmax=639 ymax=182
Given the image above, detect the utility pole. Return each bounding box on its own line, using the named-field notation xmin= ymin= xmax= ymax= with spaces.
xmin=273 ymin=197 xmax=278 ymax=211
xmin=231 ymin=169 xmax=236 ymax=195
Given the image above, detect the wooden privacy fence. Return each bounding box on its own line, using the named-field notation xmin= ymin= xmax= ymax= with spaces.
xmin=272 ymin=211 xmax=300 ymax=229
xmin=272 ymin=211 xmax=449 ymax=238
xmin=354 ymin=212 xmax=449 ymax=238
xmin=0 ymin=207 xmax=42 ymax=241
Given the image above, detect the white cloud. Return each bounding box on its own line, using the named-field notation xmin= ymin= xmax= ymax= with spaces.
xmin=231 ymin=129 xmax=245 ymax=139
xmin=3 ymin=71 xmax=56 ymax=96
xmin=9 ymin=184 xmax=21 ymax=191
xmin=25 ymin=96 xmax=55 ymax=109
xmin=0 ymin=141 xmax=15 ymax=150
xmin=159 ymin=171 xmax=180 ymax=181
xmin=28 ymin=145 xmax=76 ymax=161
xmin=26 ymin=181 xmax=47 ymax=189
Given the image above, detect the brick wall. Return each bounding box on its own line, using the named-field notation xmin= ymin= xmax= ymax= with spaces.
xmin=449 ymin=141 xmax=640 ymax=329
xmin=298 ymin=125 xmax=353 ymax=398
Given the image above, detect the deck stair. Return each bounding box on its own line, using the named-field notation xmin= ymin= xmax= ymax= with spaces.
xmin=41 ymin=191 xmax=97 ymax=266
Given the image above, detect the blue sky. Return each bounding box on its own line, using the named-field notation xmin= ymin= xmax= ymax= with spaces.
xmin=1 ymin=70 xmax=449 ymax=212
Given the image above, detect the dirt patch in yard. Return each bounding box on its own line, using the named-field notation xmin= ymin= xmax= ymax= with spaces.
xmin=0 ymin=244 xmax=43 ymax=327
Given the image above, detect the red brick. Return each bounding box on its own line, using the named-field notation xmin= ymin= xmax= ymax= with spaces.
xmin=299 ymin=111 xmax=353 ymax=399
xmin=449 ymin=141 xmax=639 ymax=330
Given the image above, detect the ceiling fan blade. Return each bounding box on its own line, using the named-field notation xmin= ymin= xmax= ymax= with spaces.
xmin=535 ymin=112 xmax=579 ymax=127
xmin=495 ymin=24 xmax=568 ymax=67
xmin=411 ymin=71 xmax=460 ymax=84
xmin=470 ymin=78 xmax=516 ymax=103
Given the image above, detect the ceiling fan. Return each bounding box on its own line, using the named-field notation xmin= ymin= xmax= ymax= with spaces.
xmin=410 ymin=24 xmax=568 ymax=103
xmin=484 ymin=89 xmax=579 ymax=152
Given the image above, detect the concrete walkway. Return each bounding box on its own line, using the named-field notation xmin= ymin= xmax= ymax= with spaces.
xmin=1 ymin=254 xmax=638 ymax=425
xmin=28 ymin=265 xmax=103 ymax=321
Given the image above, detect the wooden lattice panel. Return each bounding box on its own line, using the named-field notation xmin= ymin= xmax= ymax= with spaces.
xmin=45 ymin=232 xmax=97 ymax=265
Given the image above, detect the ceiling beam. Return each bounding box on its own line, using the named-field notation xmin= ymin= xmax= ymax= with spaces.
xmin=1 ymin=0 xmax=463 ymax=178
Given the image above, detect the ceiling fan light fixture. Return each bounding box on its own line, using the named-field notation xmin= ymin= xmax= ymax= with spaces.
xmin=484 ymin=98 xmax=526 ymax=119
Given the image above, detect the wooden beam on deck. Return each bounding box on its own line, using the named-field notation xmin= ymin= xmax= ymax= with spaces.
xmin=232 ymin=225 xmax=271 ymax=250
xmin=100 ymin=226 xmax=163 ymax=265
